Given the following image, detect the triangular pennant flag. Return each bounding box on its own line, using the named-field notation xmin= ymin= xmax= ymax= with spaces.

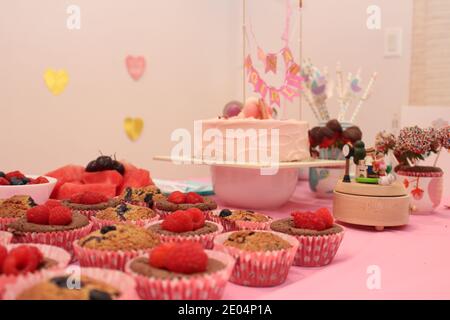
xmin=265 ymin=54 xmax=277 ymax=74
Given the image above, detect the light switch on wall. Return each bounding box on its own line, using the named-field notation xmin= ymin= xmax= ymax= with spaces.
xmin=384 ymin=27 xmax=403 ymax=57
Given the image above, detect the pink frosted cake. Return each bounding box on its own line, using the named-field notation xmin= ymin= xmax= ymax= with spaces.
xmin=197 ymin=98 xmax=310 ymax=163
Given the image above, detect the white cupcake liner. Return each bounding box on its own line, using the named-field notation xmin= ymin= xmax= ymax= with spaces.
xmin=146 ymin=221 xmax=223 ymax=249
xmin=3 ymin=267 xmax=138 ymax=300
xmin=72 ymin=240 xmax=152 ymax=271
xmin=206 ymin=210 xmax=272 ymax=232
xmin=11 ymin=221 xmax=93 ymax=256
xmin=0 ymin=243 xmax=71 ymax=298
xmin=125 ymin=250 xmax=235 ymax=300
xmin=213 ymin=231 xmax=299 ymax=287
xmin=0 ymin=230 xmax=13 ymax=246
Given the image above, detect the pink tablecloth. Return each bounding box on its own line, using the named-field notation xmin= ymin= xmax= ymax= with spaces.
xmin=215 ymin=180 xmax=450 ymax=300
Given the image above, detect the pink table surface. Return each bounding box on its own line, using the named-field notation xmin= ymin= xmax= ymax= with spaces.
xmin=212 ymin=179 xmax=450 ymax=300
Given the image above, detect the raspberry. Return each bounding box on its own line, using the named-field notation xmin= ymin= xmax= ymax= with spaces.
xmin=26 ymin=205 xmax=50 ymax=225
xmin=167 ymin=191 xmax=186 ymax=204
xmin=0 ymin=245 xmax=7 ymax=271
xmin=34 ymin=176 xmax=49 ymax=184
xmin=0 ymin=177 xmax=10 ymax=185
xmin=185 ymin=192 xmax=204 ymax=204
xmin=5 ymin=171 xmax=26 ymax=181
xmin=2 ymin=245 xmax=43 ymax=275
xmin=149 ymin=243 xmax=177 ymax=269
xmin=44 ymin=199 xmax=63 ymax=209
xmin=292 ymin=211 xmax=325 ymax=231
xmin=315 ymin=208 xmax=334 ymax=229
xmin=186 ymin=208 xmax=205 ymax=230
xmin=161 ymin=210 xmax=193 ymax=232
xmin=70 ymin=192 xmax=108 ymax=205
xmin=48 ymin=206 xmax=73 ymax=225
xmin=165 ymin=242 xmax=208 ymax=274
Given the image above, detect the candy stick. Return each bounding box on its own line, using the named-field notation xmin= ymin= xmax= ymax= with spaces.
xmin=336 ymin=62 xmax=345 ymax=121
xmin=350 ymin=72 xmax=377 ymax=123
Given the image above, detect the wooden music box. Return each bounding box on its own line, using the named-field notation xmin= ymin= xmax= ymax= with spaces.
xmin=332 ymin=180 xmax=410 ymax=231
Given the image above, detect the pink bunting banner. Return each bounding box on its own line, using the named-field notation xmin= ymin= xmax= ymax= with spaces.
xmin=265 ymin=54 xmax=278 ymax=74
xmin=255 ymin=79 xmax=268 ymax=99
xmin=269 ymin=87 xmax=281 ymax=107
xmin=280 ymin=85 xmax=299 ymax=102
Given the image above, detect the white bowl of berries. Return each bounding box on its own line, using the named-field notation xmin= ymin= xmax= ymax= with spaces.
xmin=0 ymin=171 xmax=57 ymax=204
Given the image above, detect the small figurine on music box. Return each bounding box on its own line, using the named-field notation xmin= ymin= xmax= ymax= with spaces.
xmin=333 ymin=140 xmax=410 ymax=231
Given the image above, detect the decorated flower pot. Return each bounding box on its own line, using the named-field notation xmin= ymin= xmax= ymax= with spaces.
xmin=397 ymin=166 xmax=444 ymax=214
xmin=309 ymin=148 xmax=345 ymax=198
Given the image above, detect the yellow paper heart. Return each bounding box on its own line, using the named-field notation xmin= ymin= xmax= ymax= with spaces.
xmin=124 ymin=117 xmax=144 ymax=141
xmin=44 ymin=69 xmax=69 ymax=95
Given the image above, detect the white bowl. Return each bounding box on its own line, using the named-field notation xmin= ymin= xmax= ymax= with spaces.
xmin=211 ymin=166 xmax=298 ymax=209
xmin=0 ymin=175 xmax=57 ymax=204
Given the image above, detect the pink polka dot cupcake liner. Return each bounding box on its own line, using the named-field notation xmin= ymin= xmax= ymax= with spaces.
xmin=206 ymin=210 xmax=272 ymax=232
xmin=2 ymin=267 xmax=139 ymax=300
xmin=146 ymin=221 xmax=223 ymax=249
xmin=125 ymin=250 xmax=235 ymax=300
xmin=72 ymin=240 xmax=150 ymax=271
xmin=0 ymin=217 xmax=18 ymax=231
xmin=213 ymin=231 xmax=299 ymax=287
xmin=291 ymin=230 xmax=345 ymax=267
xmin=11 ymin=221 xmax=93 ymax=256
xmin=0 ymin=230 xmax=13 ymax=246
xmin=90 ymin=214 xmax=160 ymax=231
xmin=0 ymin=243 xmax=71 ymax=299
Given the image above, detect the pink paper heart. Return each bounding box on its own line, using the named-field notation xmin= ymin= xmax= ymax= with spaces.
xmin=125 ymin=55 xmax=146 ymax=81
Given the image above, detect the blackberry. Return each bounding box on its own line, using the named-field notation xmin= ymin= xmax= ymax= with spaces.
xmin=219 ymin=209 xmax=232 ymax=217
xmin=112 ymin=160 xmax=125 ymax=175
xmin=89 ymin=289 xmax=112 ymax=300
xmin=86 ymin=160 xmax=100 ymax=172
xmin=100 ymin=225 xmax=117 ymax=234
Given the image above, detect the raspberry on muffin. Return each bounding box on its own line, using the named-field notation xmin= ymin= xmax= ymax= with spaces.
xmin=154 ymin=192 xmax=217 ymax=217
xmin=270 ymin=208 xmax=345 ymax=267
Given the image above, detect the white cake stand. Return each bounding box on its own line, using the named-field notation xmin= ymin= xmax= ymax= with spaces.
xmin=153 ymin=156 xmax=345 ymax=209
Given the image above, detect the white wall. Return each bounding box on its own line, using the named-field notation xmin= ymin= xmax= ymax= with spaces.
xmin=0 ymin=0 xmax=237 ymax=179
xmin=0 ymin=0 xmax=416 ymax=180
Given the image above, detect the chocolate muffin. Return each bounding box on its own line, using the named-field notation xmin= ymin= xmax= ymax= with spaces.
xmin=223 ymin=231 xmax=292 ymax=252
xmin=78 ymin=224 xmax=160 ymax=251
xmin=147 ymin=221 xmax=218 ymax=237
xmin=8 ymin=212 xmax=89 ymax=234
xmin=16 ymin=275 xmax=120 ymax=300
xmin=129 ymin=256 xmax=225 ymax=280
xmin=270 ymin=218 xmax=343 ymax=236
xmin=62 ymin=198 xmax=119 ymax=212
xmin=155 ymin=196 xmax=217 ymax=213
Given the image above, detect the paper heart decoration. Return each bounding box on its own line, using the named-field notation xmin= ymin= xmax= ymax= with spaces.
xmin=124 ymin=117 xmax=144 ymax=141
xmin=126 ymin=55 xmax=146 ymax=81
xmin=44 ymin=69 xmax=69 ymax=95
